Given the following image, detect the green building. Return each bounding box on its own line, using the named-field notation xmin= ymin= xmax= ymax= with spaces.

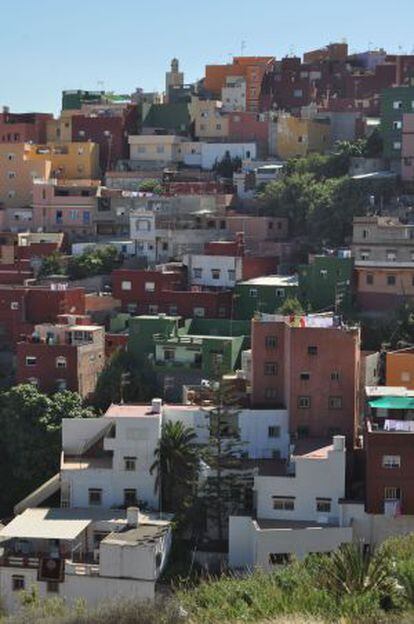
xmin=234 ymin=276 xmax=299 ymax=320
xmin=381 ymin=86 xmax=414 ymax=161
xmin=298 ymin=254 xmax=353 ymax=312
xmin=127 ymin=314 xmax=181 ymax=358
xmin=62 ymin=90 xmax=106 ymax=111
xmin=142 ymin=103 xmax=191 ymax=135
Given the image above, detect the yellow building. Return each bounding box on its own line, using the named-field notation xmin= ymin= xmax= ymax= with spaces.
xmin=190 ymin=97 xmax=229 ymax=140
xmin=0 ymin=142 xmax=99 ymax=212
xmin=46 ymin=111 xmax=73 ymax=143
xmin=269 ymin=114 xmax=331 ymax=160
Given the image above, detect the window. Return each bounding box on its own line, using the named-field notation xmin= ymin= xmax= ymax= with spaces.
xmin=211 ymin=269 xmax=221 ymax=280
xmin=268 ymin=426 xmax=280 ymax=438
xmin=298 ymin=135 xmax=303 ymax=143
xmin=169 ymin=305 xmax=178 ymax=315
xmin=265 ymin=387 xmax=277 ymax=400
xmin=249 ymin=288 xmax=258 ymax=297
xmin=56 ymin=356 xmax=67 ymax=369
xmin=148 ymin=304 xmax=158 ymax=314
xmin=273 ymin=497 xmax=295 ymax=510
xmin=216 ymin=124 xmax=221 ymax=130
xmin=7 ymin=171 xmax=16 ymax=179
xmin=298 ymin=396 xmax=311 ymax=409
xmin=12 ymin=575 xmax=25 ymax=591
xmin=276 ymin=288 xmax=285 ymax=297
xmin=393 ymin=120 xmax=403 ymax=130
xmin=307 ymin=346 xmax=318 ymax=355
xmin=265 ymin=335 xmax=277 ymax=349
xmin=47 ymin=581 xmax=59 ymax=593
xmin=300 ymin=372 xmax=310 ymax=381
xmin=8 ymin=190 xmax=15 ymax=198
xmin=387 ymin=275 xmax=396 ymax=286
xmin=329 ymin=396 xmax=343 ymax=409
xmin=218 ymin=306 xmax=226 ymax=318
xmin=121 ymin=280 xmax=132 ymax=291
xmin=78 ymin=130 xmax=86 ymax=137
xmin=401 ymin=371 xmax=410 ymax=382
xmin=393 ymin=101 xmax=403 ymax=109
xmin=366 ymin=273 xmax=374 ymax=285
xmin=316 ymin=498 xmax=332 ymax=513
xmin=25 ymin=356 xmax=37 ymax=367
xmin=331 ymin=371 xmax=340 ymax=381
xmin=137 ymin=145 xmax=146 ymax=154
xmin=382 ymin=455 xmax=401 ymax=469
xmin=264 ymin=362 xmax=278 ymax=376
xmin=393 ymin=141 xmax=402 ymax=150
xmin=269 ymin=553 xmax=291 ymax=565
xmin=360 ymin=249 xmax=370 ymax=260
xmin=362 ymin=229 xmax=368 ymax=239
xmin=124 ymin=488 xmax=137 ymax=506
xmin=88 ymin=488 xmax=102 ymax=506
xmin=193 ymin=306 xmax=205 ymax=318
xmin=7 ymin=153 xmax=15 ymax=161
xmin=10 ymin=301 xmax=19 ymax=310
xmin=124 ymin=456 xmax=136 ymax=471
xmin=294 ymin=89 xmax=303 ymax=98
xmin=145 ymin=281 xmax=155 ymax=292
xmin=228 ymin=269 xmax=236 ymax=281
xmin=193 ymin=268 xmax=202 ymax=279
xmin=384 ymin=486 xmax=401 ymax=500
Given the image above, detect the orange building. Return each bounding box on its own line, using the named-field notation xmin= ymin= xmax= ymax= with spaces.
xmin=386 ymin=348 xmax=414 ymax=389
xmin=303 ymin=43 xmax=348 ymax=64
xmin=204 ymin=56 xmax=275 ymax=112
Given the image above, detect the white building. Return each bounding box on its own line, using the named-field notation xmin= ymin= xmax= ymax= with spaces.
xmin=221 ymin=77 xmax=247 ymax=112
xmin=229 ymin=436 xmax=353 ymax=570
xmin=0 ymin=506 xmax=171 ymax=613
xmin=182 ymin=142 xmax=257 ymax=170
xmin=183 ymin=252 xmax=243 ymax=289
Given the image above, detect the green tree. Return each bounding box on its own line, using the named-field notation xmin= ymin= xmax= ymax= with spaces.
xmin=91 ymin=350 xmax=159 ymax=412
xmin=68 ymin=246 xmax=120 ymax=280
xmin=213 ymin=152 xmax=242 ymax=178
xmin=279 ymin=296 xmax=305 ymax=316
xmin=138 ymin=178 xmax=164 ymax=194
xmin=150 ymin=420 xmax=198 ymax=514
xmin=199 ymin=384 xmax=252 ymax=543
xmin=38 ymin=252 xmax=66 ymax=278
xmin=0 ymin=385 xmax=94 ymax=515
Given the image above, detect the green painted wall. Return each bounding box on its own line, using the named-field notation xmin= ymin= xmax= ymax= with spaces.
xmin=381 ymin=86 xmax=414 ymax=160
xmin=234 ymin=282 xmax=298 ymax=319
xmin=298 ymin=255 xmax=353 ymax=312
xmin=128 ymin=315 xmax=180 ymax=357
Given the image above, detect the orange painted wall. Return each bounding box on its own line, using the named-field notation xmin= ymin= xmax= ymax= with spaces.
xmin=386 ymin=351 xmax=414 ymax=389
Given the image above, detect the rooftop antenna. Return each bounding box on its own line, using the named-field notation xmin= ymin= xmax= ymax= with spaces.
xmin=368 ymin=41 xmax=373 ymax=51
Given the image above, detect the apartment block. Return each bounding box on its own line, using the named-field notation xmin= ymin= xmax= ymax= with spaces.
xmin=381 ymin=86 xmax=414 ymax=164
xmin=0 ymin=109 xmax=52 ymax=144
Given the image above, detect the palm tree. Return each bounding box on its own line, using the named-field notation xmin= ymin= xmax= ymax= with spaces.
xmin=150 ymin=421 xmax=198 ymax=514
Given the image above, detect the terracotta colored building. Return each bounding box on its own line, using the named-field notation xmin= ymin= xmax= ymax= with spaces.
xmin=0 ymin=109 xmax=52 ymax=144
xmin=204 ymin=56 xmax=275 ymax=112
xmin=227 ymin=111 xmax=269 ymax=156
xmin=386 ymin=348 xmax=414 ymax=389
xmin=0 ymin=285 xmax=86 ymax=347
xmin=251 ymin=315 xmax=361 ymax=442
xmin=16 ymin=318 xmax=105 ymax=398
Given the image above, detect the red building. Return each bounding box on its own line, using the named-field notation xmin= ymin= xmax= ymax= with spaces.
xmin=71 ymin=105 xmax=138 ymax=172
xmin=251 ymin=315 xmax=361 ymax=442
xmin=0 ymin=109 xmax=52 ymax=143
xmin=111 ymin=267 xmax=232 ymax=318
xmin=0 ymin=285 xmax=86 ymax=347
xmin=227 ymin=112 xmax=270 ymax=157
xmin=16 ymin=317 xmax=105 ymax=398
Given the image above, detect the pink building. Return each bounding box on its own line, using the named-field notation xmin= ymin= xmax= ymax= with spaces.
xmin=32 ymin=179 xmax=99 ymax=239
xmin=227 ymin=112 xmax=270 ymax=157
xmin=402 ymin=114 xmax=414 ymax=183
xmin=0 ymin=109 xmax=52 ymax=144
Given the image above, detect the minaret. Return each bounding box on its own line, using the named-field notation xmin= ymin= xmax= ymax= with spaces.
xmin=165 ymin=58 xmax=184 ymax=102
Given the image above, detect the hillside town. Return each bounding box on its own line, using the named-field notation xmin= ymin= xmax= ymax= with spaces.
xmin=2 ymin=39 xmax=414 ymax=617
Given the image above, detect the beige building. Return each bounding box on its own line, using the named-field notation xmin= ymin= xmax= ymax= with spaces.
xmin=190 ymin=97 xmax=229 ymax=140
xmin=128 ymin=134 xmax=190 ymax=164
xmin=0 ymin=144 xmax=50 ymax=211
xmin=269 ymin=114 xmax=331 ymax=159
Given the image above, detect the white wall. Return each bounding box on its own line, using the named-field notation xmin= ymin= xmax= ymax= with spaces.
xmin=200 ymin=143 xmax=257 ymax=170
xmin=228 ymin=516 xmax=256 ymax=568
xmin=256 ymin=444 xmax=346 ymax=523
xmin=183 ymin=254 xmax=243 ymax=288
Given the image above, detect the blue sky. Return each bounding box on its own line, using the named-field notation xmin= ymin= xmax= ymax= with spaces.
xmin=1 ymin=0 xmax=414 ymax=114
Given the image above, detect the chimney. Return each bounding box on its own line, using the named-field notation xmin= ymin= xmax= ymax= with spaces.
xmin=151 ymin=398 xmax=162 ymax=414
xmin=127 ymin=506 xmax=140 ymax=527
xmin=333 ymin=435 xmax=346 ymax=452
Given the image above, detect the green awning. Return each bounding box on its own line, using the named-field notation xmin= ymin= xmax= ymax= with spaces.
xmin=369 ymin=396 xmax=414 ymax=410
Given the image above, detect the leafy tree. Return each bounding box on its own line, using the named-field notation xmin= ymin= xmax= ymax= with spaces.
xmin=213 ymin=152 xmax=242 ymax=178
xmin=279 ymin=296 xmax=305 ymax=316
xmin=68 ymin=246 xmax=120 ymax=280
xmin=150 ymin=420 xmax=198 ymax=515
xmin=38 ymin=252 xmax=66 ymax=278
xmin=0 ymin=385 xmax=94 ymax=515
xmin=284 ymin=151 xmax=350 ymax=180
xmin=199 ymin=383 xmax=252 ymax=543
xmin=138 ymin=179 xmax=164 ymax=194
xmin=90 ymin=350 xmax=159 ymax=412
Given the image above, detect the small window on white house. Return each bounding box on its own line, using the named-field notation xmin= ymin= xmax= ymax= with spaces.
xmin=25 ymin=356 xmax=37 ymax=367
xmin=121 ymin=280 xmax=132 ymax=291
xmin=124 ymin=456 xmax=136 ymax=471
xmin=12 ymin=575 xmax=25 ymax=591
xmin=228 ymin=269 xmax=236 ymax=281
xmin=393 ymin=120 xmax=403 ymax=130
xmin=272 ymin=497 xmax=295 ymax=510
xmin=382 ymin=455 xmax=401 ymax=469
xmin=211 ymin=269 xmax=221 ymax=280
xmin=316 ymin=498 xmax=332 ymax=513
xmin=56 ymin=356 xmax=67 ymax=369
xmin=88 ymin=488 xmax=102 ymax=506
xmin=193 ymin=268 xmax=202 ymax=279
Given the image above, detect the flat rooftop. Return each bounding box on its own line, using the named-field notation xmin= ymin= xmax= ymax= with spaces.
xmin=238 ymin=275 xmax=298 ymax=287
xmin=104 ymin=523 xmax=170 ymax=546
xmin=256 ymin=518 xmax=340 ymax=530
